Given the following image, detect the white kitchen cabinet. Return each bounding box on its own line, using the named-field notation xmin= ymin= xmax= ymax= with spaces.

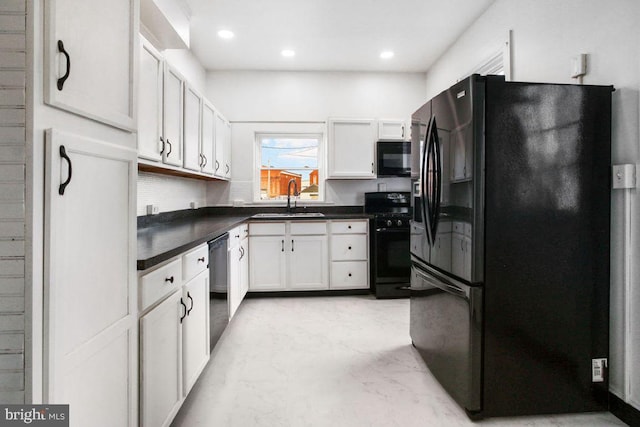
xmin=329 ymin=220 xmax=369 ymax=289
xmin=250 ymin=222 xmax=328 ymax=291
xmin=288 ymin=230 xmax=328 ymax=291
xmin=181 ymin=270 xmax=210 ymax=395
xmin=140 ymin=291 xmax=182 ymax=427
xmin=200 ymin=100 xmax=216 ymax=175
xmin=45 ymin=129 xmax=137 ymax=426
xmin=182 ymin=84 xmax=202 ymax=172
xmin=162 ymin=64 xmax=184 ymax=167
xmin=378 ymin=119 xmax=407 ymax=140
xmin=228 ymin=224 xmax=249 ymax=317
xmin=139 ymin=243 xmax=210 ymax=427
xmin=328 ymin=118 xmax=376 ymax=179
xmin=44 ymin=0 xmax=136 ymax=131
xmin=214 ymin=111 xmax=231 ymax=180
xmin=137 ymin=38 xmax=163 ymax=162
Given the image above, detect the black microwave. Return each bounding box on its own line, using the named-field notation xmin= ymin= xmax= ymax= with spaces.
xmin=376 ymin=140 xmax=411 ymax=177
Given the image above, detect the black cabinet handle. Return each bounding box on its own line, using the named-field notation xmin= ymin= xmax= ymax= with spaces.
xmin=165 ymin=276 xmax=174 ymax=283
xmin=197 ymin=257 xmax=205 ymax=263
xmin=179 ymin=298 xmax=187 ymax=323
xmin=348 ymin=273 xmax=352 ymax=277
xmin=56 ymin=40 xmax=71 ymax=91
xmin=225 ymin=164 xmax=230 ymax=174
xmin=281 ymin=239 xmax=284 ymax=252
xmin=348 ymin=246 xmax=352 ymax=250
xmin=291 ymin=239 xmax=294 ymax=252
xmin=160 ymin=136 xmax=165 ymax=154
xmin=198 ymin=153 xmax=203 ymax=167
xmin=402 ymin=125 xmax=405 ymax=138
xmin=202 ymin=155 xmax=207 ymax=167
xmin=58 ymin=145 xmax=72 ymax=195
xmin=166 ymin=139 xmax=172 ymax=156
xmin=187 ymin=292 xmax=194 ymax=315
xmin=215 ymin=160 xmax=220 ymax=172
xmin=348 ymin=225 xmax=352 ymax=229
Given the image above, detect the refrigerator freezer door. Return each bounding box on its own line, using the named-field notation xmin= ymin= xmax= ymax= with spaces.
xmin=409 ymin=261 xmax=482 ymax=413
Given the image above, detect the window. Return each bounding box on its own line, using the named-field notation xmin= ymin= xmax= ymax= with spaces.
xmin=256 ymin=133 xmax=323 ymax=202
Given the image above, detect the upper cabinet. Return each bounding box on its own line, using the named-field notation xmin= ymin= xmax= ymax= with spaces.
xmin=162 ymin=64 xmax=184 ymax=167
xmin=44 ymin=0 xmax=137 ymax=131
xmin=182 ymin=83 xmax=202 ymax=172
xmin=378 ymin=119 xmax=407 ymax=141
xmin=327 ymin=118 xmax=376 ymax=179
xmin=214 ymin=111 xmax=231 ymax=180
xmin=136 ymin=39 xmax=231 ymax=181
xmin=138 ymin=40 xmax=163 ymax=162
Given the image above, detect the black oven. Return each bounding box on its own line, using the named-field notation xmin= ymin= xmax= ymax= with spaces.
xmin=365 ymin=192 xmax=411 ymax=298
xmin=376 ymin=140 xmax=411 ymax=177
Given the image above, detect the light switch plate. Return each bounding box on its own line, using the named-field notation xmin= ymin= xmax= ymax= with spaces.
xmin=612 ymin=164 xmax=636 ymax=189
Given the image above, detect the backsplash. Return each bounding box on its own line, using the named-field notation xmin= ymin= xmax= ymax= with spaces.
xmin=137 ymin=171 xmax=208 ymax=216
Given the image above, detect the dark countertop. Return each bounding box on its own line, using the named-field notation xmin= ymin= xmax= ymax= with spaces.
xmin=137 ymin=207 xmax=371 ymax=271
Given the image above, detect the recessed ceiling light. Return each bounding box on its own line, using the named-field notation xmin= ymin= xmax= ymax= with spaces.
xmin=217 ymin=30 xmax=234 ymax=39
xmin=380 ymin=51 xmax=394 ymax=59
xmin=281 ymin=49 xmax=295 ymax=57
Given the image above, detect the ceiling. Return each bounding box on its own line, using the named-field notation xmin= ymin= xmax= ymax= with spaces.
xmin=185 ymin=0 xmax=495 ymax=72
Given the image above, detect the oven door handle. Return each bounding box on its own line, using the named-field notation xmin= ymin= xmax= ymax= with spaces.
xmin=375 ymin=227 xmax=409 ymax=233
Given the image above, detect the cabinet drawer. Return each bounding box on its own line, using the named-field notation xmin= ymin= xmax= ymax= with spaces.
xmin=290 ymin=221 xmax=327 ymax=235
xmin=140 ymin=259 xmax=182 ymax=311
xmin=249 ymin=222 xmax=286 ymax=236
xmin=330 ymin=235 xmax=367 ymax=260
xmin=330 ymin=261 xmax=368 ymax=289
xmin=182 ymin=244 xmax=208 ymax=283
xmin=331 ymin=220 xmax=368 ymax=234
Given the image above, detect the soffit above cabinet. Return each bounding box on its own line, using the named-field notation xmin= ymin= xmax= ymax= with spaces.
xmin=141 ymin=0 xmax=190 ymax=50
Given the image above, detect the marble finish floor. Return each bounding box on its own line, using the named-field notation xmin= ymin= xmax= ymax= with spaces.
xmin=171 ymin=296 xmax=626 ymax=427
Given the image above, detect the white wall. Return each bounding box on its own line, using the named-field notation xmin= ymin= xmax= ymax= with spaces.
xmin=163 ymin=48 xmax=206 ymax=94
xmin=205 ymin=71 xmax=426 ymax=205
xmin=423 ymin=0 xmax=640 ymax=408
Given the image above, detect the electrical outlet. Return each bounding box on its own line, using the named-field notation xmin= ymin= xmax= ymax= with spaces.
xmin=190 ymin=201 xmax=199 ymax=209
xmin=146 ymin=204 xmax=159 ymax=215
xmin=571 ymin=54 xmax=587 ymax=78
xmin=592 ymin=358 xmax=607 ymax=382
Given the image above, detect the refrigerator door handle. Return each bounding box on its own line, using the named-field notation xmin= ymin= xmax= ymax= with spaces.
xmin=414 ymin=265 xmax=469 ymax=300
xmin=430 ymin=117 xmax=442 ymax=240
xmin=421 ymin=117 xmax=434 ymax=245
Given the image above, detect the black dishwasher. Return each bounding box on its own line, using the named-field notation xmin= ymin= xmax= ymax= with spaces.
xmin=208 ymin=233 xmax=229 ymax=351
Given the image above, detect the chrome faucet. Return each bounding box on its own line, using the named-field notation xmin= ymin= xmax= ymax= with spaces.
xmin=286 ymin=179 xmax=299 ymax=213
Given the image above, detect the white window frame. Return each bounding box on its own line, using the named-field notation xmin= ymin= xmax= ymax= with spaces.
xmin=253 ymin=132 xmax=325 ymax=203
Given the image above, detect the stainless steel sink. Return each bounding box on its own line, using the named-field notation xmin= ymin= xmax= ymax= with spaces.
xmin=251 ymin=212 xmax=325 ymax=218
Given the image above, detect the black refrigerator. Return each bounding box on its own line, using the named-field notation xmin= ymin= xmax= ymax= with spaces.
xmin=410 ymin=74 xmax=612 ymax=419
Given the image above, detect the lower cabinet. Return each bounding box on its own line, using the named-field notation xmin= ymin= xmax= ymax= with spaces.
xmin=228 ymin=224 xmax=249 ymax=319
xmin=139 ymin=244 xmax=210 ymax=427
xmin=249 ymin=220 xmax=367 ymax=291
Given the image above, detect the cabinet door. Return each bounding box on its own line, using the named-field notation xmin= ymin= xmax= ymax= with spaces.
xmin=228 ymin=245 xmax=241 ymax=318
xmin=44 ymin=0 xmax=136 ymax=131
xmin=240 ymin=239 xmax=249 ymax=299
xmin=378 ymin=119 xmax=407 ymax=140
xmin=288 ymin=235 xmax=328 ymax=290
xmin=140 ymin=291 xmax=182 ymax=427
xmin=138 ymin=40 xmax=163 ymax=162
xmin=201 ymin=101 xmax=216 ymax=175
xmin=163 ymin=65 xmax=183 ymax=167
xmin=182 ymin=270 xmax=210 ymax=396
xmin=182 ymin=84 xmax=201 ymax=172
xmin=249 ymin=236 xmax=286 ymax=291
xmin=213 ymin=111 xmax=226 ymax=179
xmin=328 ymin=118 xmax=376 ymax=179
xmin=224 ymin=119 xmax=232 ymax=179
xmin=45 ymin=129 xmax=137 ymax=426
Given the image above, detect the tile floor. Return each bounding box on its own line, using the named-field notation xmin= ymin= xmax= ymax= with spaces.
xmin=171 ymin=296 xmax=626 ymax=427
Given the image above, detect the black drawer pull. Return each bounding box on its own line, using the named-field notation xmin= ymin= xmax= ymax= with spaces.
xmin=165 ymin=276 xmax=174 ymax=283
xmin=187 ymin=291 xmax=194 ymax=315
xmin=179 ymin=298 xmax=187 ymax=323
xmin=197 ymin=257 xmax=205 ymax=263
xmin=58 ymin=145 xmax=72 ymax=195
xmin=348 ymin=273 xmax=352 ymax=277
xmin=348 ymin=246 xmax=352 ymax=250
xmin=57 ymin=40 xmax=71 ymax=90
